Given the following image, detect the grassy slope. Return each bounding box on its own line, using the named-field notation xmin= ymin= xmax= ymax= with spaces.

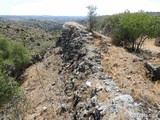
xmin=0 ymin=19 xmax=61 ymax=55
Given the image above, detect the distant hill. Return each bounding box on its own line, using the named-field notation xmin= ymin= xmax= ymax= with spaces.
xmin=0 ymin=15 xmax=86 ymax=32
xmin=0 ymin=15 xmax=86 ymax=22
xmin=0 ymin=23 xmax=55 ymax=53
xmin=0 ymin=19 xmax=63 ymax=32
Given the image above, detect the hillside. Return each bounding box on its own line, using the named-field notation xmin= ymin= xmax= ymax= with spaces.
xmin=1 ymin=22 xmax=158 ymax=119
xmin=0 ymin=15 xmax=86 ymax=22
xmin=0 ymin=17 xmax=86 ymax=55
xmin=0 ymin=21 xmax=57 ymax=55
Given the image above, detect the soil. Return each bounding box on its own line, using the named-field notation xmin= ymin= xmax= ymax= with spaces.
xmin=143 ymin=39 xmax=160 ymax=52
xmin=21 ymin=51 xmax=65 ymax=120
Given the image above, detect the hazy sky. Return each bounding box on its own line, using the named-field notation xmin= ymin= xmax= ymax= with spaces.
xmin=0 ymin=0 xmax=160 ymax=16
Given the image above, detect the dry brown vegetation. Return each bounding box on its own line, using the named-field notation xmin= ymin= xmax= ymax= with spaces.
xmin=94 ymin=37 xmax=160 ymax=109
xmin=143 ymin=39 xmax=160 ymax=52
xmin=21 ymin=53 xmax=62 ymax=120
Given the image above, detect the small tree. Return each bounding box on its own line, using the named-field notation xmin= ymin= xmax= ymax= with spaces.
xmin=101 ymin=14 xmax=121 ymax=36
xmin=112 ymin=12 xmax=160 ymax=52
xmin=87 ymin=5 xmax=97 ymax=31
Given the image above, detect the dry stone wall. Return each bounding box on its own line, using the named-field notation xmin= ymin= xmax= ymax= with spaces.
xmin=54 ymin=22 xmax=156 ymax=119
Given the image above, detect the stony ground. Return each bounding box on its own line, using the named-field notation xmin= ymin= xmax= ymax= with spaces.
xmin=95 ymin=37 xmax=160 ymax=112
xmin=2 ymin=22 xmax=159 ymax=120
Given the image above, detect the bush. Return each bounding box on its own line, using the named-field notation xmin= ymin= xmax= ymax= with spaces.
xmin=101 ymin=15 xmax=120 ymax=36
xmin=36 ymin=41 xmax=55 ymax=55
xmin=111 ymin=12 xmax=160 ymax=52
xmin=111 ymin=25 xmax=132 ymax=47
xmin=0 ymin=36 xmax=31 ymax=107
xmin=0 ymin=36 xmax=31 ymax=74
xmin=0 ymin=72 xmax=20 ymax=107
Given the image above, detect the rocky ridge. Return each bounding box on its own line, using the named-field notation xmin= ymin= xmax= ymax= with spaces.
xmin=2 ymin=22 xmax=159 ymax=120
xmin=51 ymin=22 xmax=156 ymax=119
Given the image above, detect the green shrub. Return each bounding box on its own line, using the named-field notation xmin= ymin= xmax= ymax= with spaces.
xmin=0 ymin=72 xmax=20 ymax=107
xmin=111 ymin=12 xmax=160 ymax=52
xmin=101 ymin=14 xmax=121 ymax=36
xmin=0 ymin=36 xmax=31 ymax=73
xmin=111 ymin=25 xmax=131 ymax=46
xmin=0 ymin=36 xmax=31 ymax=107
xmin=38 ymin=41 xmax=55 ymax=55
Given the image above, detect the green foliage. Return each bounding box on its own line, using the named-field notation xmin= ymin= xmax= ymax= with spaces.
xmin=0 ymin=36 xmax=31 ymax=72
xmin=112 ymin=25 xmax=132 ymax=47
xmin=11 ymin=42 xmax=31 ymax=70
xmin=101 ymin=15 xmax=121 ymax=35
xmin=120 ymin=12 xmax=153 ymax=38
xmin=111 ymin=12 xmax=160 ymax=51
xmin=34 ymin=40 xmax=55 ymax=55
xmin=0 ymin=36 xmax=31 ymax=107
xmin=0 ymin=72 xmax=20 ymax=107
xmin=87 ymin=5 xmax=97 ymax=30
xmin=33 ymin=31 xmax=59 ymax=55
xmin=0 ymin=23 xmax=55 ymax=54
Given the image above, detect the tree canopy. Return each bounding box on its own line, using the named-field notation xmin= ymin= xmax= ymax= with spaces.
xmin=111 ymin=12 xmax=160 ymax=51
xmin=87 ymin=5 xmax=97 ymax=31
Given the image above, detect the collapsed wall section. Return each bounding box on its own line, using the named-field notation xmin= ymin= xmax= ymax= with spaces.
xmin=55 ymin=22 xmax=152 ymax=119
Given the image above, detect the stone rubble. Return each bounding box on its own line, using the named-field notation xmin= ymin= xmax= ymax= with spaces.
xmin=54 ymin=22 xmax=156 ymax=119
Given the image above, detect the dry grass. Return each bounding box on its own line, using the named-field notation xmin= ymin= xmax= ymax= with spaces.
xmin=143 ymin=39 xmax=160 ymax=52
xmin=21 ymin=53 xmax=65 ymax=120
xmin=94 ymin=37 xmax=160 ymax=108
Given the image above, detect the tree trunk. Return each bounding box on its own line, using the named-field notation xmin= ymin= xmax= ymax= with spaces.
xmin=139 ymin=37 xmax=148 ymax=50
xmin=132 ymin=40 xmax=135 ymax=51
xmin=136 ymin=36 xmax=148 ymax=52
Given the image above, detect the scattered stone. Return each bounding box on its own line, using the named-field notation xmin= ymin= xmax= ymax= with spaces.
xmin=132 ymin=57 xmax=144 ymax=62
xmin=86 ymin=81 xmax=91 ymax=87
xmin=127 ymin=76 xmax=131 ymax=79
xmin=52 ymin=82 xmax=56 ymax=86
xmin=91 ymin=96 xmax=97 ymax=107
xmin=89 ymin=32 xmax=92 ymax=36
xmin=72 ymin=94 xmax=81 ymax=107
xmin=42 ymin=106 xmax=47 ymax=112
xmin=112 ymin=94 xmax=134 ymax=104
xmin=144 ymin=62 xmax=160 ymax=81
xmin=102 ymin=48 xmax=108 ymax=53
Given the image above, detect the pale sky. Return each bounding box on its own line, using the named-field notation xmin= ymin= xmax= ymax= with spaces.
xmin=0 ymin=0 xmax=160 ymax=16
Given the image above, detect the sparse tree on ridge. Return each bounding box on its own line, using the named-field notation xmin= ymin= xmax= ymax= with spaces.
xmin=87 ymin=5 xmax=97 ymax=31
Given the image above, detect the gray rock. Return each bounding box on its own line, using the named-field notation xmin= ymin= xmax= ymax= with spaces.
xmin=99 ymin=75 xmax=108 ymax=80
xmin=53 ymin=22 xmax=155 ymax=119
xmin=102 ymin=48 xmax=108 ymax=53
xmin=144 ymin=62 xmax=160 ymax=81
xmin=112 ymin=94 xmax=134 ymax=104
xmin=91 ymin=96 xmax=97 ymax=107
xmin=88 ymin=36 xmax=93 ymax=40
xmin=91 ymin=66 xmax=98 ymax=74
